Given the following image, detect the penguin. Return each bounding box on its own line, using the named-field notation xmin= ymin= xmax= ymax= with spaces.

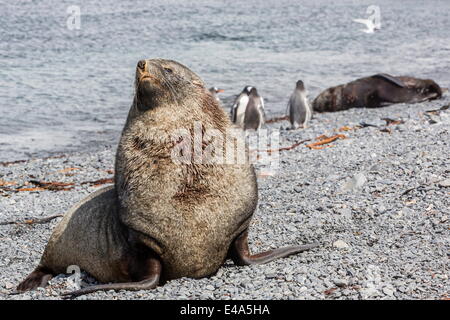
xmin=244 ymin=87 xmax=265 ymax=131
xmin=287 ymin=80 xmax=312 ymax=129
xmin=230 ymin=86 xmax=253 ymax=126
xmin=209 ymin=87 xmax=224 ymax=103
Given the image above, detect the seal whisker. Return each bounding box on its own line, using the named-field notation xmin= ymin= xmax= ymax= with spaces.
xmin=160 ymin=74 xmax=181 ymax=107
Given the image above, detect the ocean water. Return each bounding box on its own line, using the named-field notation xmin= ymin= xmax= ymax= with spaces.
xmin=1 ymin=0 xmax=449 ymax=161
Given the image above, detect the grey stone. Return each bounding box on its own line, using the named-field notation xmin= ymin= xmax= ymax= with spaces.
xmin=341 ymin=173 xmax=367 ymax=192
xmin=333 ymin=240 xmax=350 ymax=249
xmin=438 ymin=179 xmax=450 ymax=188
xmin=4 ymin=282 xmax=13 ymax=289
xmin=2 ymin=96 xmax=450 ymax=300
xmin=333 ymin=279 xmax=348 ymax=287
xmin=382 ymin=287 xmax=395 ymax=296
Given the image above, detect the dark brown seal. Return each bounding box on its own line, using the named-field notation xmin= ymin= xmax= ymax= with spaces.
xmin=313 ymin=73 xmax=442 ymax=112
xmin=17 ymin=59 xmax=318 ymax=297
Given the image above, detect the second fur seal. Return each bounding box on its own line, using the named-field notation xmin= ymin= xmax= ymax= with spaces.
xmin=313 ymin=73 xmax=442 ymax=112
xmin=17 ymin=59 xmax=318 ymax=297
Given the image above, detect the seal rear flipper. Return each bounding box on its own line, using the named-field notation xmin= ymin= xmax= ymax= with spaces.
xmin=62 ymin=256 xmax=162 ymax=298
xmin=371 ymin=73 xmax=406 ymax=88
xmin=228 ymin=230 xmax=319 ymax=266
xmin=15 ymin=266 xmax=53 ymax=293
xmin=62 ymin=276 xmax=159 ymax=299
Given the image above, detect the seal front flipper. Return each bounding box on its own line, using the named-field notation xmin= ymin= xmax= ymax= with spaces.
xmin=228 ymin=230 xmax=319 ymax=266
xmin=15 ymin=266 xmax=53 ymax=293
xmin=16 ymin=186 xmax=129 ymax=294
xmin=372 ymin=73 xmax=406 ymax=88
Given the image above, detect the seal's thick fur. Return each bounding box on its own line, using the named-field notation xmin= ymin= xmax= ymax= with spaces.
xmin=17 ymin=59 xmax=257 ymax=292
xmin=313 ymin=73 xmax=442 ymax=112
xmin=115 ymin=59 xmax=257 ymax=279
xmin=17 ymin=59 xmax=317 ymax=297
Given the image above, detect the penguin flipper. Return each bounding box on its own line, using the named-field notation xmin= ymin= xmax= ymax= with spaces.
xmin=231 ymin=103 xmax=238 ymax=123
xmin=259 ymin=98 xmax=266 ymax=123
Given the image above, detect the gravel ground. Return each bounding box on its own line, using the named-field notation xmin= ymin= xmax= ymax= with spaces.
xmin=0 ymin=97 xmax=449 ymax=300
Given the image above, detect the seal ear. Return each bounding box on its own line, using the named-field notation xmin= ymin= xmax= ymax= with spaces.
xmin=372 ymin=73 xmax=405 ymax=88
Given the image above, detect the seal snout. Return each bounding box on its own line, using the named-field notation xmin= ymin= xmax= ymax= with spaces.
xmin=136 ymin=60 xmax=161 ymax=87
xmin=425 ymin=81 xmax=442 ymax=100
xmin=136 ymin=60 xmax=150 ymax=83
xmin=137 ymin=60 xmax=147 ymax=71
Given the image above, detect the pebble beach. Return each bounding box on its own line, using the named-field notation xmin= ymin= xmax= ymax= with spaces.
xmin=1 ymin=97 xmax=449 ymax=300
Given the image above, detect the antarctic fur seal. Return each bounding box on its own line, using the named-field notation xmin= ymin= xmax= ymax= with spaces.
xmin=17 ymin=59 xmax=318 ymax=297
xmin=313 ymin=73 xmax=442 ymax=112
xmin=287 ymin=80 xmax=312 ymax=129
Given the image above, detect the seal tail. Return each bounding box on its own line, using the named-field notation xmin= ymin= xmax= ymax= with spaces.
xmin=15 ymin=266 xmax=53 ymax=293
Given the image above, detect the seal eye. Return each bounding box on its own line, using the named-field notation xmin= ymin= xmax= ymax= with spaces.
xmin=164 ymin=67 xmax=173 ymax=74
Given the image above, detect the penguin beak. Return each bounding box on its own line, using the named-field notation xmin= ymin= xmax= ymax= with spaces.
xmin=217 ymin=89 xmax=225 ymax=93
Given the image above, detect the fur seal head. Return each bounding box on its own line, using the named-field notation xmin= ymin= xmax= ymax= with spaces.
xmin=134 ymin=59 xmax=206 ymax=111
xmin=125 ymin=58 xmax=229 ymax=135
xmin=405 ymin=78 xmax=442 ymax=101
